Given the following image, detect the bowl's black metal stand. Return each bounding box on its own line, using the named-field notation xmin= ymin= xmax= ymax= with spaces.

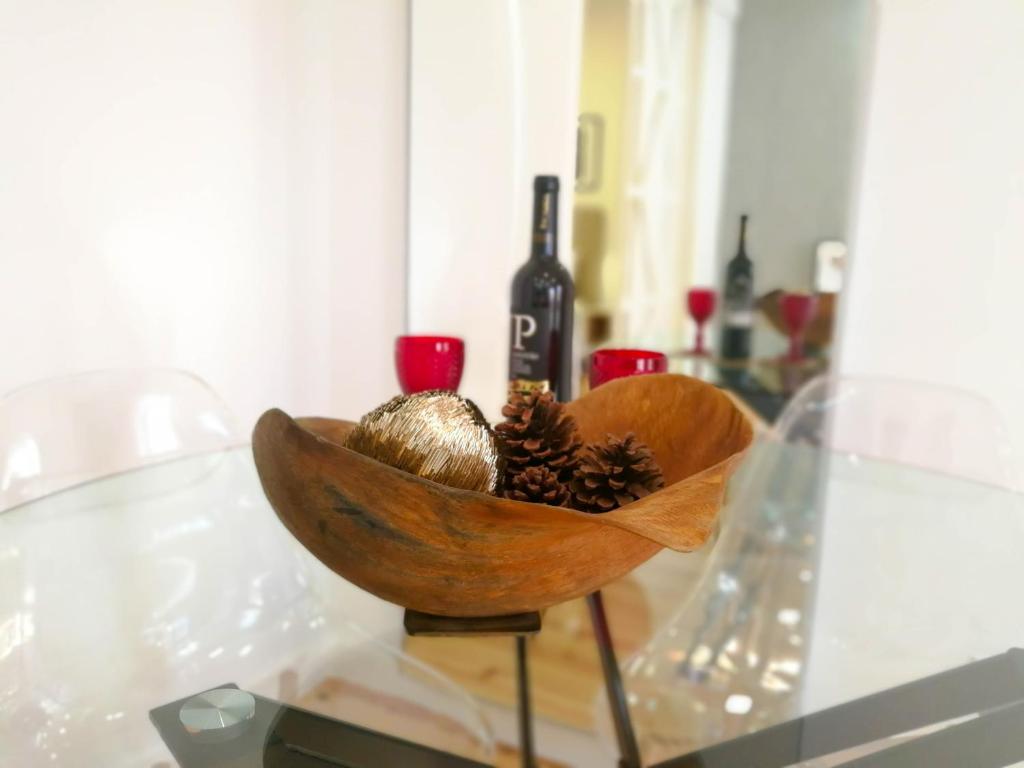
xmin=587 ymin=591 xmax=643 ymax=768
xmin=405 ymin=594 xmax=642 ymax=768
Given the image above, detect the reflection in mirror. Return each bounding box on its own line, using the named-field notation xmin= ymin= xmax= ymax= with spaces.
xmin=573 ymin=0 xmax=874 ymax=420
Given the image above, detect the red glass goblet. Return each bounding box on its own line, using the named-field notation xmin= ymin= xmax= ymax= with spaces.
xmin=590 ymin=348 xmax=668 ymax=390
xmin=779 ymin=293 xmax=819 ymax=363
xmin=686 ymin=287 xmax=717 ymax=356
xmin=394 ymin=335 xmax=465 ymax=394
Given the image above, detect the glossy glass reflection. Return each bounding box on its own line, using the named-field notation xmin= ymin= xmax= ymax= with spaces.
xmin=611 ymin=376 xmax=1024 ymax=765
xmin=0 ymin=449 xmax=493 ymax=767
xmin=616 ymin=441 xmax=824 ymax=762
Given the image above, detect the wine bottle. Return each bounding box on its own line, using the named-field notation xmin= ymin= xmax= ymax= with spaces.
xmin=720 ymin=214 xmax=754 ymax=361
xmin=508 ymin=175 xmax=575 ymax=402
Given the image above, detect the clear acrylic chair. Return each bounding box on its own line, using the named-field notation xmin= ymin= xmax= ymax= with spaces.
xmin=0 ymin=368 xmax=493 ymax=764
xmin=0 ymin=368 xmax=241 ymax=512
xmin=774 ymin=374 xmax=1018 ymax=489
xmin=0 ymin=444 xmax=495 ymax=766
xmin=614 ymin=374 xmax=1023 ymax=763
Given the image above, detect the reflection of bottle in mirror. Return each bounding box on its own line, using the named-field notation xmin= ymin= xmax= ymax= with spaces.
xmin=720 ymin=214 xmax=754 ymax=364
xmin=508 ymin=176 xmax=575 ymax=402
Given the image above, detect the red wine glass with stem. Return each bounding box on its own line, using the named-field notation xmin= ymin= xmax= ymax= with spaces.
xmin=686 ymin=287 xmax=717 ymax=356
xmin=779 ymin=293 xmax=819 ymax=363
xmin=394 ymin=335 xmax=465 ymax=394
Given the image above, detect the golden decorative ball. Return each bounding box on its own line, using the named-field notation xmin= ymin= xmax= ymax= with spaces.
xmin=344 ymin=390 xmax=502 ymax=494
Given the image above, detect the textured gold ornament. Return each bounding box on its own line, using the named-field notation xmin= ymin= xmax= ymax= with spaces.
xmin=344 ymin=390 xmax=503 ymax=494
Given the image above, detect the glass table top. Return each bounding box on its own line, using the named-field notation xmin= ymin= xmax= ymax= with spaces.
xmin=1 ymin=441 xmax=1022 ymax=767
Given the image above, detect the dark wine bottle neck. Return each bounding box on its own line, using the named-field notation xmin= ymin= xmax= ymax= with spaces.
xmin=737 ymin=214 xmax=749 ymax=258
xmin=530 ymin=186 xmax=558 ymax=259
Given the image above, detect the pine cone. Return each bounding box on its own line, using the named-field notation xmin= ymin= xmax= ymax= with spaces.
xmin=495 ymin=390 xmax=582 ymax=485
xmin=504 ymin=466 xmax=571 ymax=507
xmin=570 ymin=433 xmax=665 ymax=514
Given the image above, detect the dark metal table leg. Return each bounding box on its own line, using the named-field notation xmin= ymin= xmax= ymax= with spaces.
xmin=404 ymin=610 xmax=541 ymax=766
xmin=516 ymin=636 xmax=537 ymax=768
xmin=587 ymin=591 xmax=643 ymax=768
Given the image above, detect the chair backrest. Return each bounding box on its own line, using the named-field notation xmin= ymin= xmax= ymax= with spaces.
xmin=0 ymin=368 xmax=240 ymax=511
xmin=776 ymin=374 xmax=1024 ymax=712
xmin=774 ymin=374 xmax=1018 ymax=490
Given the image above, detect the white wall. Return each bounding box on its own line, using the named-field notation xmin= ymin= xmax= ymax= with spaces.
xmin=408 ymin=0 xmax=584 ymax=418
xmin=838 ymin=0 xmax=1024 ymax=476
xmin=688 ymin=0 xmax=741 ymax=289
xmin=0 ymin=0 xmax=408 ymax=430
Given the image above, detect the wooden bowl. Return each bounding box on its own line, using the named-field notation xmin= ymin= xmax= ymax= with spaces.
xmin=252 ymin=374 xmax=753 ymax=617
xmin=757 ymin=290 xmax=837 ymax=348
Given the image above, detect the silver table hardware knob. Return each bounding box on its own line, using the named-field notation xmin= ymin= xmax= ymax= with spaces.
xmin=179 ymin=688 xmax=256 ymax=743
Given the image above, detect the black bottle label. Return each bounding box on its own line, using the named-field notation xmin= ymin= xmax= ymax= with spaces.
xmin=508 ymin=310 xmax=552 ymax=396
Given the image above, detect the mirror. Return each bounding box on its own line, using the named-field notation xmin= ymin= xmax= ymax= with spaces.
xmin=573 ymin=0 xmax=873 ymax=418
